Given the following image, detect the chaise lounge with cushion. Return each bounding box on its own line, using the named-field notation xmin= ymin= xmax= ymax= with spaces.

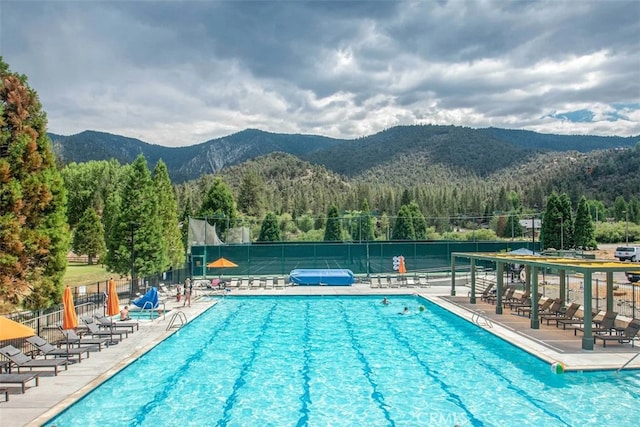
xmin=0 ymin=345 xmax=68 ymax=376
xmin=26 ymin=335 xmax=98 ymax=362
xmin=594 ymin=319 xmax=640 ymax=348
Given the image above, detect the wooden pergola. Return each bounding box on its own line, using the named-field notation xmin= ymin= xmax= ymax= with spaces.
xmin=450 ymin=252 xmax=634 ymax=350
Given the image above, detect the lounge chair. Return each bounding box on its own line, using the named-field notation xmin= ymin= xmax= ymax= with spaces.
xmin=573 ymin=311 xmax=618 ymax=336
xmin=417 ymin=275 xmax=430 ymax=288
xmin=82 ymin=317 xmax=129 ymax=340
xmin=594 ymin=320 xmax=640 ymax=347
xmin=485 ymin=285 xmax=513 ymax=304
xmin=0 ymin=345 xmax=68 ymax=376
xmin=58 ymin=326 xmax=111 ymax=350
xmin=537 ymin=298 xmax=564 ymax=321
xmin=547 ymin=303 xmax=580 ymax=326
xmin=94 ymin=315 xmax=139 ymax=332
xmin=517 ymin=297 xmax=554 ymax=317
xmin=26 ymin=336 xmax=97 ymax=362
xmin=0 ymin=373 xmax=39 ymax=393
xmin=503 ymin=290 xmax=530 ymax=309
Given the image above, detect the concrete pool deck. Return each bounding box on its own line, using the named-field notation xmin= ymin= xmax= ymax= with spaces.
xmin=3 ymin=283 xmax=639 ymax=426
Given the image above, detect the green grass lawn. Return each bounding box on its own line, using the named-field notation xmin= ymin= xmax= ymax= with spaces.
xmin=64 ymin=263 xmax=113 ymax=288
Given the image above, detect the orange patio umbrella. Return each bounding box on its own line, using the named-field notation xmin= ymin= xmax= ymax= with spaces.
xmin=207 ymin=257 xmax=239 ymax=279
xmin=62 ymin=286 xmax=78 ymax=330
xmin=398 ymin=256 xmax=407 ymax=274
xmin=106 ymin=278 xmax=120 ymax=316
xmin=0 ymin=316 xmax=35 ymax=340
xmin=207 ymin=257 xmax=239 ymax=268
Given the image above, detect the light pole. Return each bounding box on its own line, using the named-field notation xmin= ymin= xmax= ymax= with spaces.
xmin=531 ymin=213 xmax=535 ymax=251
xmin=624 ymin=210 xmax=629 ymax=245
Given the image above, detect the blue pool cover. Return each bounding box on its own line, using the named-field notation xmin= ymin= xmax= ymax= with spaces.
xmin=289 ymin=269 xmax=354 ymax=286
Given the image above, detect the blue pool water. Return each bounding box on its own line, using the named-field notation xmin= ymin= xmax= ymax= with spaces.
xmin=47 ymin=296 xmax=640 ymax=426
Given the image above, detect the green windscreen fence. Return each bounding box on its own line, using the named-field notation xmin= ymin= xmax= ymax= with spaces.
xmin=190 ymin=241 xmax=537 ymax=278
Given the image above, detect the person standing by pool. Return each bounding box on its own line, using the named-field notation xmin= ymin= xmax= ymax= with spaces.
xmin=183 ymin=278 xmax=193 ymax=307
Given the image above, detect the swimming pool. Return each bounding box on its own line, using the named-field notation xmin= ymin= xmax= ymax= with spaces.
xmin=47 ymin=296 xmax=640 ymax=426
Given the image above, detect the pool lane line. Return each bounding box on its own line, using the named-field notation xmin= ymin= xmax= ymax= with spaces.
xmin=129 ymin=303 xmax=246 ymax=425
xmin=373 ymin=303 xmax=484 ymax=426
xmin=216 ymin=302 xmax=278 ymax=426
xmin=295 ymin=301 xmax=312 ymax=427
xmin=397 ymin=304 xmax=572 ymax=427
xmin=338 ymin=302 xmax=396 ymax=426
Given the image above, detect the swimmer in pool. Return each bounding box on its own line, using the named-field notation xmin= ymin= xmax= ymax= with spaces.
xmin=400 ymin=306 xmax=409 ymax=315
xmin=382 ymin=297 xmax=390 ymax=305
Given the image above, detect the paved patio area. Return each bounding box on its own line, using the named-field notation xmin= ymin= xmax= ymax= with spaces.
xmin=2 ymin=282 xmax=638 ymax=426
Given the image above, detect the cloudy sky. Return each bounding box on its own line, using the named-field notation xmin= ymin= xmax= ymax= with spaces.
xmin=2 ymin=0 xmax=639 ymax=147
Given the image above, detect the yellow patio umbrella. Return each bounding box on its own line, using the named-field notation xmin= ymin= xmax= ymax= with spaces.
xmin=0 ymin=316 xmax=35 ymax=340
xmin=62 ymin=286 xmax=78 ymax=330
xmin=106 ymin=278 xmax=120 ymax=317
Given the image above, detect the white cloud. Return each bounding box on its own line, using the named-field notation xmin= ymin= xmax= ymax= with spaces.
xmin=1 ymin=0 xmax=638 ymax=146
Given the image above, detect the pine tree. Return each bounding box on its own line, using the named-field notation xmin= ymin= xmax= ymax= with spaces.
xmin=574 ymin=196 xmax=597 ymax=250
xmin=72 ymin=207 xmax=105 ymax=265
xmin=360 ymin=199 xmax=374 ymax=241
xmin=153 ymin=160 xmax=185 ymax=268
xmin=105 ymin=155 xmax=166 ymax=291
xmin=238 ymin=169 xmax=265 ymax=217
xmin=324 ymin=205 xmax=343 ymax=241
xmin=392 ymin=205 xmax=416 ymax=240
xmin=258 ymin=212 xmax=281 ymax=242
xmin=408 ymin=201 xmax=427 ymax=239
xmin=198 ymin=177 xmax=237 ymax=236
xmin=0 ymin=59 xmax=70 ymax=309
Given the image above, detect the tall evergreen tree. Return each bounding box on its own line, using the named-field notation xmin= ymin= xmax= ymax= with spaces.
xmin=0 ymin=59 xmax=70 ymax=309
xmin=153 ymin=160 xmax=185 ymax=268
xmin=105 ymin=155 xmax=166 ymax=293
xmin=257 ymin=212 xmax=281 ymax=242
xmin=360 ymin=199 xmax=374 ymax=241
xmin=391 ymin=205 xmax=416 ymax=240
xmin=72 ymin=207 xmax=105 ymax=265
xmin=541 ymin=193 xmax=562 ymax=249
xmin=238 ymin=169 xmax=265 ymax=217
xmin=558 ymin=193 xmax=574 ymax=249
xmin=574 ymin=196 xmax=597 ymax=250
xmin=197 ymin=177 xmax=237 ymax=237
xmin=408 ymin=201 xmax=428 ymax=239
xmin=324 ymin=205 xmax=343 ymax=241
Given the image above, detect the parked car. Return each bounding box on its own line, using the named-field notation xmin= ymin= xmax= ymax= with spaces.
xmin=614 ymin=246 xmax=640 ymax=262
xmin=626 ymin=271 xmax=640 ymax=283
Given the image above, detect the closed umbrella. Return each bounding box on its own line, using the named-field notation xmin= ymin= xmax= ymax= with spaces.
xmin=106 ymin=278 xmax=120 ymax=317
xmin=62 ymin=286 xmax=78 ymax=330
xmin=0 ymin=316 xmax=35 ymax=340
xmin=399 ymin=256 xmax=407 ymax=274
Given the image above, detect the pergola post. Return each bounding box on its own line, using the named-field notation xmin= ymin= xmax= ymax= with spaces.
xmin=558 ymin=269 xmax=566 ymax=303
xmin=606 ymin=271 xmax=614 ymax=312
xmin=530 ymin=266 xmax=539 ymax=329
xmin=469 ymin=259 xmax=477 ymax=303
xmin=582 ymin=270 xmax=594 ymax=350
xmin=496 ymin=262 xmax=504 ymax=314
xmin=524 ymin=265 xmax=531 ymax=292
xmin=450 ymin=256 xmax=456 ymax=296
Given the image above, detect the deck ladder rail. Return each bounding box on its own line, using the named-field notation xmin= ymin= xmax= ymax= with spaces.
xmin=617 ymin=352 xmax=640 ymax=373
xmin=471 ymin=310 xmax=493 ymax=328
xmin=167 ymin=311 xmax=188 ymax=331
